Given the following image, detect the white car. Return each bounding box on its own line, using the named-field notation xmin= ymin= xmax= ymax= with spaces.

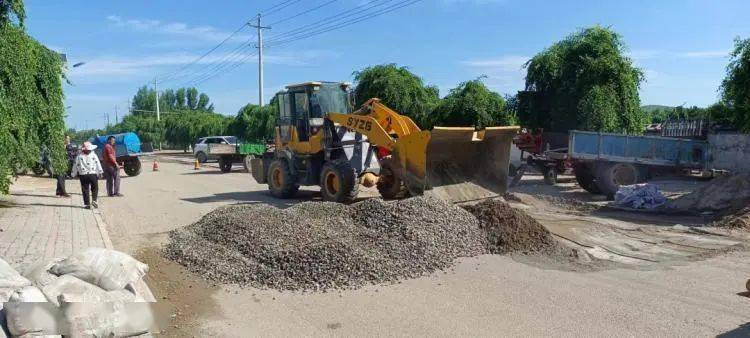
xmin=193 ymin=136 xmax=238 ymax=163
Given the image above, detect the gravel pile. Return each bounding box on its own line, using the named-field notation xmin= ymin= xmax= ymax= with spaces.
xmin=713 ymin=206 xmax=750 ymax=229
xmin=463 ymin=199 xmax=558 ymax=254
xmin=164 ymin=196 xmax=486 ymax=291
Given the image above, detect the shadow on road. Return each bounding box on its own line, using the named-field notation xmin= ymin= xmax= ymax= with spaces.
xmin=179 ymin=170 xmax=246 ymax=176
xmin=717 ymin=322 xmax=750 ymax=337
xmin=180 ymin=190 xmax=320 ymax=208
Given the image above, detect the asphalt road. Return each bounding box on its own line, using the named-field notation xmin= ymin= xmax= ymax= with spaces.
xmin=97 ymin=155 xmax=750 ymax=337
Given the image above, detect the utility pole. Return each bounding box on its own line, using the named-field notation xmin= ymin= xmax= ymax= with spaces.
xmin=154 ymin=79 xmax=161 ymax=121
xmin=249 ymin=14 xmax=270 ymax=106
xmin=115 ymin=105 xmax=119 ymax=124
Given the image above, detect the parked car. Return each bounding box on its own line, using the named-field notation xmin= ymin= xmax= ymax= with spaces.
xmin=193 ymin=136 xmax=238 ymax=163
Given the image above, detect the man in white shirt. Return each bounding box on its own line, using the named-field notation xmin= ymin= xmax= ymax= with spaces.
xmin=71 ymin=141 xmax=104 ymax=209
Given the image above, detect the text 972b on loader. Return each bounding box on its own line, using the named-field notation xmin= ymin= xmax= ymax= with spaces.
xmin=249 ymin=81 xmax=519 ymax=203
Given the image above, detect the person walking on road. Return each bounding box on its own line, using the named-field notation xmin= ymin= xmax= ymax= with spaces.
xmin=71 ymin=141 xmax=103 ymax=209
xmin=102 ymin=136 xmax=123 ymax=197
xmin=65 ymin=135 xmax=78 ymax=178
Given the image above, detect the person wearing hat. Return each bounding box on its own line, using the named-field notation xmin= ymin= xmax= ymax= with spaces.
xmin=71 ymin=141 xmax=103 ymax=209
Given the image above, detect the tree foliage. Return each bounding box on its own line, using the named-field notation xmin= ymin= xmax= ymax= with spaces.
xmin=0 ymin=7 xmax=65 ymax=193
xmin=131 ymin=86 xmax=214 ymax=114
xmin=164 ymin=111 xmax=233 ymax=150
xmin=720 ymin=37 xmax=750 ymax=131
xmin=229 ymin=102 xmax=277 ymax=142
xmin=353 ymin=64 xmax=439 ymax=127
xmin=0 ymin=0 xmax=24 ymax=26
xmin=429 ymin=79 xmax=513 ymax=128
xmin=520 ymin=26 xmax=644 ymax=133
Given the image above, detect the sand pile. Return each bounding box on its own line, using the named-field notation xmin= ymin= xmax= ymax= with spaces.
xmin=463 ymin=199 xmax=558 ymax=254
xmin=671 ymin=174 xmax=750 ymax=212
xmin=164 ymin=196 xmax=486 ymax=291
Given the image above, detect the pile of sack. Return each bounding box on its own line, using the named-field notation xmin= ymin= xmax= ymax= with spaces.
xmin=614 ymin=183 xmax=667 ymax=210
xmin=1 ymin=248 xmax=153 ymax=337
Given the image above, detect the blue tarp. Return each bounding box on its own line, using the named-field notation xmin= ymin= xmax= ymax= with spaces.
xmin=89 ymin=132 xmax=141 ymax=158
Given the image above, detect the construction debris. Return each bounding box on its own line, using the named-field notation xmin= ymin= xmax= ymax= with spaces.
xmin=164 ymin=196 xmax=487 ymax=291
xmin=671 ymin=174 xmax=750 ymax=212
xmin=463 ymin=199 xmax=558 ymax=254
xmin=614 ymin=183 xmax=667 ymax=210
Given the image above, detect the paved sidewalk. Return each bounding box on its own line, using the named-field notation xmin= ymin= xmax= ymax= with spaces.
xmin=0 ymin=175 xmax=153 ymax=300
xmin=0 ymin=176 xmax=109 ymax=269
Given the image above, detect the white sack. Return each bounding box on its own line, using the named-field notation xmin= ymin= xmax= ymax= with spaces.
xmin=50 ymin=248 xmax=148 ymax=291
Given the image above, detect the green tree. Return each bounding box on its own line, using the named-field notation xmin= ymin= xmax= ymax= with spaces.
xmin=197 ymin=93 xmax=210 ymax=111
xmin=0 ymin=0 xmax=25 ymax=26
xmin=353 ymin=64 xmax=439 ymax=127
xmin=186 ymin=87 xmax=198 ymax=110
xmin=429 ymin=79 xmax=513 ymax=128
xmin=229 ymin=103 xmax=277 ymax=142
xmin=175 ymin=88 xmax=186 ymax=109
xmin=0 ymin=1 xmax=66 ymax=192
xmin=131 ymin=86 xmax=156 ymax=114
xmin=720 ymin=37 xmax=750 ymax=131
xmin=164 ymin=111 xmax=232 ymax=151
xmin=520 ymin=26 xmax=644 ymax=133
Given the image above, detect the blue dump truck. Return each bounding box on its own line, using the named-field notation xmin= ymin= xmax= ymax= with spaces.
xmin=89 ymin=132 xmax=145 ymax=176
xmin=568 ymin=130 xmax=711 ymax=198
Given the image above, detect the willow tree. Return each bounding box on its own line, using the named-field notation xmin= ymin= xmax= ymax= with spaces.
xmin=429 ymin=79 xmax=513 ymax=128
xmin=720 ymin=37 xmax=750 ymax=131
xmin=0 ymin=0 xmax=66 ymax=192
xmin=353 ymin=64 xmax=439 ymax=128
xmin=520 ymin=26 xmax=644 ymax=133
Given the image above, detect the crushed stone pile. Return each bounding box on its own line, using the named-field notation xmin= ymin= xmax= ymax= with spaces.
xmin=164 ymin=196 xmax=487 ymax=291
xmin=463 ymin=199 xmax=558 ymax=254
xmin=671 ymin=174 xmax=750 ymax=212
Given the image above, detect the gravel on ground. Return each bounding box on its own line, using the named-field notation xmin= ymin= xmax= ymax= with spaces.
xmin=164 ymin=196 xmax=487 ymax=291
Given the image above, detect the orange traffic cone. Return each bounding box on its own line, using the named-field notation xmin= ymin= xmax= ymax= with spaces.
xmin=194 ymin=159 xmax=200 ymax=170
xmin=152 ymin=160 xmax=160 ymax=171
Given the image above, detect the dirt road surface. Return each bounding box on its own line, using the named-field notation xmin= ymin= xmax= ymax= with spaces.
xmin=96 ymin=154 xmax=750 ymax=337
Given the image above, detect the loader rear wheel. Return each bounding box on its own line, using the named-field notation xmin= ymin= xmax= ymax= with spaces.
xmin=268 ymin=159 xmax=298 ymax=198
xmin=377 ymin=158 xmax=408 ymax=200
xmin=320 ymin=159 xmax=358 ymax=203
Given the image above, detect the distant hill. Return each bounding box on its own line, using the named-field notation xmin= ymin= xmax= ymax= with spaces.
xmin=641 ymin=105 xmax=674 ymax=112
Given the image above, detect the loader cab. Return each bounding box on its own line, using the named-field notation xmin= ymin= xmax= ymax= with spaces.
xmin=275 ymin=82 xmax=352 ymax=145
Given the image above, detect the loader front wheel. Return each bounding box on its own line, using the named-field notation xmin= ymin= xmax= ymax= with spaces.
xmin=268 ymin=159 xmax=298 ymax=199
xmin=320 ymin=159 xmax=358 ymax=203
xmin=377 ymin=158 xmax=407 ymax=199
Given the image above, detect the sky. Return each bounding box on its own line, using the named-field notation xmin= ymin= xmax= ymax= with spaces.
xmin=22 ymin=0 xmax=750 ymax=130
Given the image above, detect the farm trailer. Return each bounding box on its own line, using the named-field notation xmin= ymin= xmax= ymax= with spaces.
xmin=90 ymin=132 xmax=149 ymax=177
xmin=206 ymin=143 xmax=267 ymax=173
xmin=568 ymin=130 xmax=710 ymax=198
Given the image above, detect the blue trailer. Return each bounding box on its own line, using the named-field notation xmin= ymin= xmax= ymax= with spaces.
xmin=89 ymin=132 xmax=145 ymax=176
xmin=568 ymin=130 xmax=710 ymax=198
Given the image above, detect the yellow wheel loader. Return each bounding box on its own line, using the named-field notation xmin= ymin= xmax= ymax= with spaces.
xmin=249 ymin=81 xmax=519 ymax=203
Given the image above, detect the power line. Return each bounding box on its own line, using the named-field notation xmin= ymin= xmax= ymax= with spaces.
xmin=267 ymin=0 xmax=339 ymax=26
xmin=265 ymin=0 xmax=391 ymax=43
xmin=155 ymin=23 xmax=250 ymax=84
xmin=260 ymin=0 xmax=298 ymax=15
xmin=262 ymin=0 xmax=303 ymax=17
xmin=268 ymin=0 xmax=423 ymax=47
xmin=172 ymin=39 xmax=256 ymax=87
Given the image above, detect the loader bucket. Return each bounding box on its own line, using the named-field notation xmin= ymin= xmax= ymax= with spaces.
xmin=397 ymin=126 xmax=518 ymax=203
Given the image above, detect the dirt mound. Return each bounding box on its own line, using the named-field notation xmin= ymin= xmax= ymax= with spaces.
xmin=463 ymin=199 xmax=558 ymax=254
xmin=714 ymin=206 xmax=750 ymax=229
xmin=163 ymin=196 xmax=486 ymax=291
xmin=671 ymin=174 xmax=750 ymax=212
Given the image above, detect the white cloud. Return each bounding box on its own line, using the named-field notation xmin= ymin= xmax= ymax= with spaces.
xmin=461 ymin=55 xmax=529 ymax=71
xmin=460 ymin=55 xmax=530 ymax=94
xmin=677 ymin=50 xmax=729 ymax=58
xmin=106 ymin=15 xmax=251 ymax=42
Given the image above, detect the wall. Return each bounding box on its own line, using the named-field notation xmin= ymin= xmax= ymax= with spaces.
xmin=709 ymin=132 xmax=750 ymax=173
